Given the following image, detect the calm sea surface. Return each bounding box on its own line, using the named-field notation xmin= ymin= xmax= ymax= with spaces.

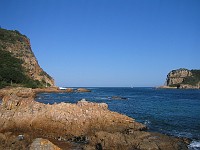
xmin=36 ymin=87 xmax=200 ymax=149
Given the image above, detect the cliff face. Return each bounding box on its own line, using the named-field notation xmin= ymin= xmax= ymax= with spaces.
xmin=166 ymin=68 xmax=200 ymax=89
xmin=0 ymin=28 xmax=54 ymax=87
xmin=166 ymin=69 xmax=192 ymax=85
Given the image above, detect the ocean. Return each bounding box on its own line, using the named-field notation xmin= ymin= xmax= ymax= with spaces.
xmin=36 ymin=87 xmax=200 ymax=150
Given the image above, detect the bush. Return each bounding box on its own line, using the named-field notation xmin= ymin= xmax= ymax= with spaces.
xmin=23 ymin=79 xmax=44 ymax=89
xmin=0 ymin=28 xmax=26 ymax=44
xmin=182 ymin=70 xmax=200 ymax=86
xmin=0 ymin=49 xmax=26 ymax=87
xmin=0 ymin=48 xmax=44 ymax=89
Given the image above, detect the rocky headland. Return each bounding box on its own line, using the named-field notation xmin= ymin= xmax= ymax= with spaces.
xmin=159 ymin=68 xmax=200 ymax=89
xmin=0 ymin=87 xmax=189 ymax=150
xmin=0 ymin=28 xmax=54 ymax=88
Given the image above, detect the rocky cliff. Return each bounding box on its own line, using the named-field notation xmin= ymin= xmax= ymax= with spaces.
xmin=0 ymin=28 xmax=54 ymax=87
xmin=166 ymin=68 xmax=200 ymax=89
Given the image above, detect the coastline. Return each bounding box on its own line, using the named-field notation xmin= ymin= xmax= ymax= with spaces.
xmin=157 ymin=85 xmax=200 ymax=90
xmin=156 ymin=86 xmax=178 ymax=89
xmin=33 ymin=87 xmax=91 ymax=93
xmin=0 ymin=87 xmax=189 ymax=149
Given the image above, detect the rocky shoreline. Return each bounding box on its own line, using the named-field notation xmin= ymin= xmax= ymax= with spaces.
xmin=157 ymin=85 xmax=200 ymax=90
xmin=34 ymin=87 xmax=91 ymax=93
xmin=0 ymin=87 xmax=189 ymax=149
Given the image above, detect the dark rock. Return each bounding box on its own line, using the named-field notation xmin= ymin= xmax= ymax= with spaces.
xmin=95 ymin=143 xmax=103 ymax=150
xmin=111 ymin=96 xmax=127 ymax=100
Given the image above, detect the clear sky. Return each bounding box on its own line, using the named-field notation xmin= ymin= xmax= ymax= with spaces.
xmin=0 ymin=0 xmax=199 ymax=87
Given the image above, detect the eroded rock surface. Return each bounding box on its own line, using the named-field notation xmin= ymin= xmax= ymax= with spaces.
xmin=164 ymin=68 xmax=200 ymax=89
xmin=0 ymin=87 xmax=188 ymax=150
xmin=167 ymin=69 xmax=192 ymax=86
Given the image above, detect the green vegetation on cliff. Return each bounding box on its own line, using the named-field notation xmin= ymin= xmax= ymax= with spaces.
xmin=0 ymin=28 xmax=26 ymax=44
xmin=0 ymin=49 xmax=24 ymax=88
xmin=182 ymin=70 xmax=200 ymax=86
xmin=0 ymin=49 xmax=44 ymax=89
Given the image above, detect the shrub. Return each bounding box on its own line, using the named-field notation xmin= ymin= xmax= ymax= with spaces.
xmin=0 ymin=48 xmax=44 ymax=89
xmin=0 ymin=28 xmax=26 ymax=44
xmin=182 ymin=70 xmax=200 ymax=86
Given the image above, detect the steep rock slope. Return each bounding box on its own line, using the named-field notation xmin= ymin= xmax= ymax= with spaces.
xmin=0 ymin=28 xmax=54 ymax=87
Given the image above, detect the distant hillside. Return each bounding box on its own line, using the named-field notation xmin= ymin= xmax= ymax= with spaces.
xmin=166 ymin=68 xmax=200 ymax=89
xmin=0 ymin=28 xmax=54 ymax=88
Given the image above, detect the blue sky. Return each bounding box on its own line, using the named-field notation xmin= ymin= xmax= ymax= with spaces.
xmin=0 ymin=0 xmax=199 ymax=87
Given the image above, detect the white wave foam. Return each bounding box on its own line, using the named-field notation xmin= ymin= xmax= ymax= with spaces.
xmin=188 ymin=141 xmax=200 ymax=150
xmin=144 ymin=120 xmax=151 ymax=126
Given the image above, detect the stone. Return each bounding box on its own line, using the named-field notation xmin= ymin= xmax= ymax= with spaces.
xmin=29 ymin=138 xmax=61 ymax=150
xmin=18 ymin=135 xmax=24 ymax=141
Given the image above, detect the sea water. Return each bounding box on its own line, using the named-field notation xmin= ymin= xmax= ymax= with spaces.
xmin=36 ymin=87 xmax=200 ymax=149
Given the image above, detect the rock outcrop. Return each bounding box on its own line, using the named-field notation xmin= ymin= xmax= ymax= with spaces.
xmin=76 ymin=88 xmax=91 ymax=92
xmin=166 ymin=69 xmax=192 ymax=86
xmin=164 ymin=68 xmax=200 ymax=89
xmin=0 ymin=28 xmax=54 ymax=87
xmin=0 ymin=87 xmax=188 ymax=150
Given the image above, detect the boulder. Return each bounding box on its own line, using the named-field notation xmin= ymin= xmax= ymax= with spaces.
xmin=77 ymin=88 xmax=91 ymax=92
xmin=65 ymin=88 xmax=74 ymax=93
xmin=29 ymin=138 xmax=61 ymax=150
